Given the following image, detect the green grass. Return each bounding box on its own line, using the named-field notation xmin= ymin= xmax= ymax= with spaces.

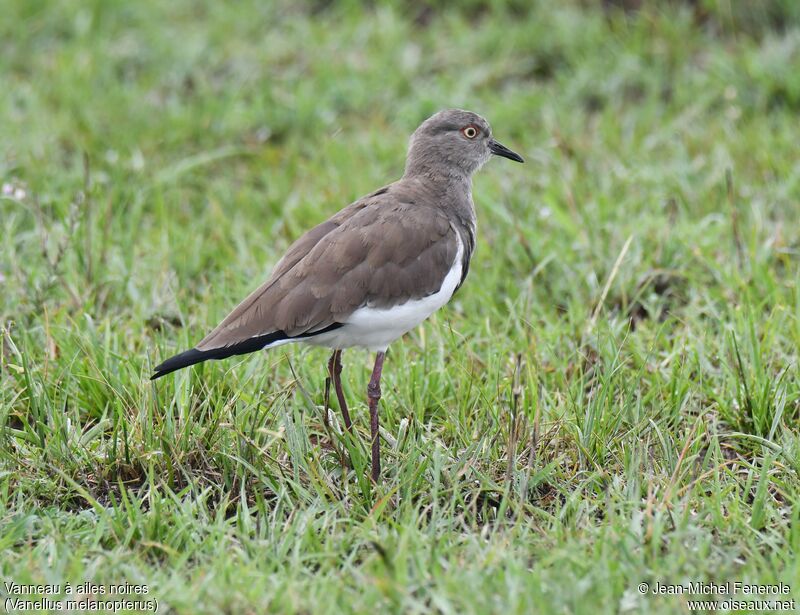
xmin=2 ymin=1 xmax=800 ymax=613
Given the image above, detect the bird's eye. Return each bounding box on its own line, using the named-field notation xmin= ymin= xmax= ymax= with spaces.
xmin=461 ymin=125 xmax=479 ymax=139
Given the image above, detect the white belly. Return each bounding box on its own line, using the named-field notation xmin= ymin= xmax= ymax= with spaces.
xmin=305 ymin=235 xmax=464 ymax=352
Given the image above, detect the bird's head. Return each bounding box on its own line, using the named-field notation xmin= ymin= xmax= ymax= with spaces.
xmin=405 ymin=109 xmax=523 ymax=179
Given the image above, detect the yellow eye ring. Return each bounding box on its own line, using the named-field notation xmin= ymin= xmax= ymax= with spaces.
xmin=462 ymin=125 xmax=479 ymax=139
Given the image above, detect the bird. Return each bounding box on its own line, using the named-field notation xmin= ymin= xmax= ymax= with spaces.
xmin=151 ymin=108 xmax=523 ymax=483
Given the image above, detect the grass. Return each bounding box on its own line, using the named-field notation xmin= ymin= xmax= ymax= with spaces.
xmin=2 ymin=0 xmax=799 ymax=612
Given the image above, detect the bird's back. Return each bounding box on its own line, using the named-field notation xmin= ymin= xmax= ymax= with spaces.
xmin=195 ymin=177 xmax=470 ymax=352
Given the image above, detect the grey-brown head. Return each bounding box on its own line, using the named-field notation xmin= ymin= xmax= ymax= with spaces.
xmin=404 ymin=109 xmax=523 ymax=179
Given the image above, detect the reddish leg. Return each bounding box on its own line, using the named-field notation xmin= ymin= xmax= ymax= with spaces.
xmin=367 ymin=351 xmax=386 ymax=483
xmin=327 ymin=349 xmax=352 ymax=432
xmin=323 ymin=371 xmax=331 ymax=430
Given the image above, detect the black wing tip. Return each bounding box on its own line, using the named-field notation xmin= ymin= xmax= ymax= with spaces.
xmin=148 ymin=330 xmax=295 ymax=381
xmin=150 ymin=347 xmax=209 ymax=380
xmin=148 ymin=324 xmax=345 ymax=381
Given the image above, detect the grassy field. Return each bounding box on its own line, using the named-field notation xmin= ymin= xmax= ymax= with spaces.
xmin=2 ymin=1 xmax=800 ymax=613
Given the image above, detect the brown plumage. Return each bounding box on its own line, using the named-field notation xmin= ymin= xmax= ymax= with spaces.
xmin=197 ymin=181 xmax=459 ymax=348
xmin=151 ymin=109 xmax=523 ymax=482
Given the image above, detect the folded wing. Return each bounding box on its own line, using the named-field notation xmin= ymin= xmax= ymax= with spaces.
xmin=151 ymin=186 xmax=459 ymax=378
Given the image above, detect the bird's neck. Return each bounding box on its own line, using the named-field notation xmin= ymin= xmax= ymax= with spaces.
xmin=400 ymin=169 xmax=476 ymax=233
xmin=402 ymin=168 xmax=473 ymax=208
xmin=403 ymin=148 xmax=474 ymax=184
xmin=402 ymin=164 xmax=472 ymax=195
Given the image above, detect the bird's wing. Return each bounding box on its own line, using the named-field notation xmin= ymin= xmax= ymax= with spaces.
xmin=195 ymin=188 xmax=459 ymax=351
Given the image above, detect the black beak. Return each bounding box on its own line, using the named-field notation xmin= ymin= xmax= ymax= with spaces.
xmin=489 ymin=138 xmax=524 ymax=163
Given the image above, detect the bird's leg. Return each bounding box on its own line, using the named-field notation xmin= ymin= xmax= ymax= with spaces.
xmin=322 ymin=371 xmax=331 ymax=430
xmin=328 ymin=349 xmax=352 ymax=432
xmin=367 ymin=351 xmax=386 ymax=483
